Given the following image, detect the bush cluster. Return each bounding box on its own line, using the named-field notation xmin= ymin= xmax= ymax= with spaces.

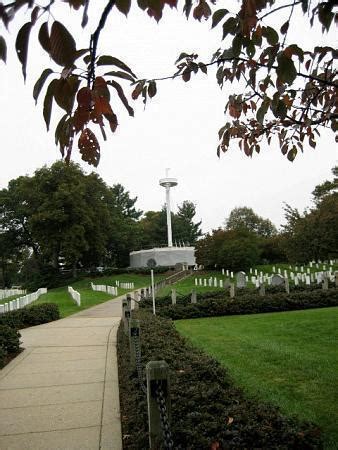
xmin=153 ymin=288 xmax=338 ymax=320
xmin=0 ymin=303 xmax=60 ymax=330
xmin=117 ymin=310 xmax=322 ymax=449
xmin=0 ymin=303 xmax=60 ymax=368
xmin=101 ymin=266 xmax=172 ymax=276
xmin=0 ymin=325 xmax=21 ymax=368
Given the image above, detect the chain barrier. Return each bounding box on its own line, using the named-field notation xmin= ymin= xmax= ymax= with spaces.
xmin=154 ymin=381 xmax=174 ymax=449
xmin=131 ymin=334 xmax=147 ymax=394
xmin=129 ymin=313 xmax=174 ymax=448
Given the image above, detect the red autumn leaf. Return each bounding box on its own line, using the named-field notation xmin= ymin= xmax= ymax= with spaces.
xmin=93 ymin=96 xmax=113 ymax=116
xmin=77 ymin=87 xmax=93 ymax=108
xmin=78 ymin=128 xmax=100 ymax=167
xmin=73 ymin=106 xmax=90 ymax=132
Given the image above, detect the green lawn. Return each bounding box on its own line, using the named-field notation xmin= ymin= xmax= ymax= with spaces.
xmin=0 ymin=294 xmax=22 ymax=305
xmin=33 ymin=273 xmax=164 ymax=318
xmin=176 ymin=307 xmax=338 ymax=449
xmin=34 ymin=287 xmax=114 ymax=318
xmin=157 ymin=271 xmax=224 ymax=297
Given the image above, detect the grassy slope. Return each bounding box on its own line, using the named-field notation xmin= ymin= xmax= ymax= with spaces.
xmin=157 ymin=262 xmax=338 ymax=297
xmin=176 ymin=307 xmax=338 ymax=449
xmin=34 ymin=273 xmax=164 ymax=318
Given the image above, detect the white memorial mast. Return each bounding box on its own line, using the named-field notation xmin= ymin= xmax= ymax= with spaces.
xmin=159 ymin=169 xmax=177 ymax=248
xmin=129 ymin=169 xmax=195 ymax=268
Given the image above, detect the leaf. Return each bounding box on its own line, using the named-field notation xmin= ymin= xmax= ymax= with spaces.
xmin=43 ymin=79 xmax=57 ymax=131
xmin=0 ymin=35 xmax=7 ymax=63
xmin=116 ymin=0 xmax=131 ymax=16
xmin=15 ymin=22 xmax=32 ymax=80
xmin=301 ymin=0 xmax=308 ymax=13
xmin=232 ymin=35 xmax=242 ymax=57
xmin=318 ymin=3 xmax=334 ymax=31
xmin=256 ymin=97 xmax=270 ymax=124
xmin=33 ymin=69 xmax=54 ymax=104
xmin=277 ymin=54 xmax=297 ymax=85
xmin=50 ymin=21 xmax=77 ymax=67
xmin=148 ymin=80 xmax=157 ymax=98
xmin=284 ymin=44 xmax=304 ymax=62
xmin=78 ymin=128 xmax=100 ymax=167
xmin=198 ymin=62 xmax=207 ymax=74
xmin=104 ymin=70 xmax=135 ymax=82
xmin=96 ymin=55 xmax=136 ymax=78
xmin=193 ymin=0 xmax=211 ymax=21
xmin=31 ymin=6 xmax=40 ymax=24
xmin=280 ymin=21 xmax=289 ymax=35
xmin=222 ymin=17 xmax=238 ymax=39
xmin=107 ymin=80 xmax=134 ymax=116
xmin=38 ymin=22 xmax=51 ymax=53
xmin=54 ymin=76 xmax=80 ymax=114
xmin=77 ymin=87 xmax=93 ymax=108
xmin=182 ymin=68 xmax=191 ymax=82
xmin=73 ymin=107 xmax=90 ymax=132
xmin=211 ymin=9 xmax=229 ymax=28
xmin=132 ymin=83 xmax=143 ymax=100
xmin=287 ymin=146 xmax=297 ymax=161
xmin=264 ymin=26 xmax=279 ymax=46
xmin=175 ymin=52 xmax=190 ymax=64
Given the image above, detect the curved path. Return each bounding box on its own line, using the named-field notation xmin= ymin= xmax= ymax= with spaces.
xmin=0 ymin=297 xmax=124 ymax=450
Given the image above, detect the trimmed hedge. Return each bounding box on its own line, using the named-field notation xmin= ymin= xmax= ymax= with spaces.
xmin=150 ymin=289 xmax=338 ymax=320
xmin=141 ymin=283 xmax=335 ymax=310
xmin=118 ymin=310 xmax=322 ymax=449
xmin=0 ymin=325 xmax=21 ymax=368
xmin=0 ymin=303 xmax=60 ymax=330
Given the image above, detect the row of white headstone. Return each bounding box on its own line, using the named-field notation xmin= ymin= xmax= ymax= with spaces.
xmin=68 ymin=286 xmax=81 ymax=306
xmin=0 ymin=288 xmax=48 ymax=314
xmin=0 ymin=288 xmax=26 ymax=301
xmin=116 ymin=281 xmax=135 ymax=290
xmin=195 ymin=268 xmax=337 ymax=290
xmin=195 ymin=277 xmax=225 ymax=288
xmin=90 ymin=282 xmax=118 ymax=296
xmin=249 ymin=270 xmax=335 ymax=287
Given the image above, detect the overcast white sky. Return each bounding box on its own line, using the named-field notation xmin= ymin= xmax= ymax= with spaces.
xmin=1 ymin=1 xmax=337 ymax=233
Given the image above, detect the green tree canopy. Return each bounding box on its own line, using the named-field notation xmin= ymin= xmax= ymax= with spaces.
xmin=138 ymin=200 xmax=202 ymax=249
xmin=281 ymin=168 xmax=338 ymax=262
xmin=225 ymin=206 xmax=277 ymax=237
xmin=0 ymin=161 xmax=141 ymax=281
xmin=195 ymin=228 xmax=260 ymax=271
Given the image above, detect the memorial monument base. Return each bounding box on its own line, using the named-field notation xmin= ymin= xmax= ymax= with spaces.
xmin=129 ymin=247 xmax=196 ymax=268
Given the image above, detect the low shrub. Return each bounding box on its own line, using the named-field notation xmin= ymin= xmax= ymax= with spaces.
xmin=117 ymin=310 xmax=322 ymax=449
xmin=101 ymin=266 xmax=172 ymax=276
xmin=0 ymin=303 xmax=60 ymax=329
xmin=0 ymin=325 xmax=21 ymax=353
xmin=152 ymin=288 xmax=338 ymax=320
xmin=0 ymin=345 xmax=7 ymax=369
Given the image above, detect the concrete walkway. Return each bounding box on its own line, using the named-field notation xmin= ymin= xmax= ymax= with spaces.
xmin=0 ymin=297 xmax=123 ymax=450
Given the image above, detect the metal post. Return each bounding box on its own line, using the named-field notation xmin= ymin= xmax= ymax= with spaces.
xmin=230 ymin=283 xmax=235 ymax=299
xmin=126 ymin=293 xmax=132 ymax=310
xmin=129 ymin=319 xmax=140 ymax=367
xmin=146 ymin=361 xmax=172 ymax=450
xmin=122 ymin=299 xmax=131 ymax=335
xmin=151 ymin=269 xmax=156 ymax=315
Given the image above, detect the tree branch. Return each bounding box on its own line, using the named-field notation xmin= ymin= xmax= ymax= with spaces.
xmin=88 ymin=0 xmax=116 ymax=88
xmin=150 ymin=55 xmax=337 ymax=89
xmin=258 ymin=1 xmax=302 ymax=20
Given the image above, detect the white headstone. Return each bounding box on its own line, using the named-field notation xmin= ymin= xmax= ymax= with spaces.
xmin=236 ymin=271 xmax=246 ymax=288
